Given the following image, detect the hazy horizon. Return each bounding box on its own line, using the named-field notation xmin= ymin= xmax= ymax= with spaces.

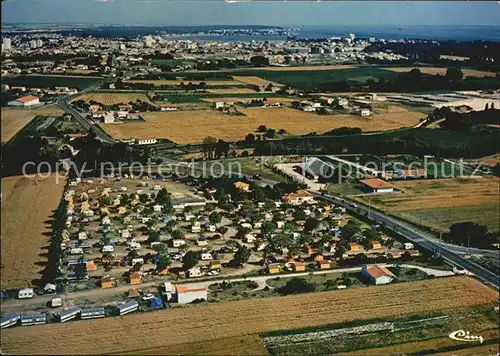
xmin=2 ymin=1 xmax=500 ymax=27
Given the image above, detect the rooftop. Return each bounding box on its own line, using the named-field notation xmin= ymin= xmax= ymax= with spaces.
xmin=365 ymin=265 xmax=396 ymax=279
xmin=360 ymin=178 xmax=393 ymax=189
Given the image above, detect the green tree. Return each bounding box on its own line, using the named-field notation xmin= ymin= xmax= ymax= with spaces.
xmin=278 ymin=278 xmax=315 ymax=295
xmin=171 ymin=228 xmax=186 ymax=240
xmin=232 ymin=246 xmax=251 ymax=267
xmin=182 ymin=251 xmax=199 ymax=270
xmin=156 ymin=255 xmax=172 ymax=271
xmin=304 ymin=217 xmax=320 ymax=232
xmin=209 ymin=211 xmax=222 ymax=225
xmin=445 ymin=67 xmax=464 ymax=82
xmin=261 ymin=221 xmax=277 ymax=235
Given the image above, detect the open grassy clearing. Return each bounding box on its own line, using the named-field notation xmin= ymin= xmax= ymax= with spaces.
xmin=382 ymin=67 xmax=497 ymax=78
xmin=100 ymin=105 xmax=424 ymax=144
xmin=232 ymin=75 xmax=283 ymax=87
xmin=394 ymin=203 xmax=499 ymax=232
xmin=70 ymin=93 xmax=152 ymax=105
xmin=1 ymin=277 xmax=497 ymax=355
xmin=245 ymin=64 xmax=358 ymax=71
xmin=1 ymin=105 xmax=64 ymax=142
xmin=0 ymin=175 xmax=66 ymax=289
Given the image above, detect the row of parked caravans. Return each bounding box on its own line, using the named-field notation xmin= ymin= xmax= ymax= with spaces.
xmin=1 ymin=301 xmax=139 ymax=329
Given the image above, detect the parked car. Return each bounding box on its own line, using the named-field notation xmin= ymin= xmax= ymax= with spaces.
xmin=142 ymin=293 xmax=155 ymax=301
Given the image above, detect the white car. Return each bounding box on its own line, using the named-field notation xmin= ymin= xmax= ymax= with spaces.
xmin=142 ymin=293 xmax=155 ymax=301
xmin=207 ymin=270 xmax=220 ymax=276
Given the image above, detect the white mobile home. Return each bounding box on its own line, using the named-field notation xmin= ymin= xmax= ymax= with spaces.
xmin=80 ymin=307 xmax=105 ymax=320
xmin=18 ymin=288 xmax=34 ymax=299
xmin=21 ymin=313 xmax=46 ymax=326
xmin=58 ymin=307 xmax=81 ymax=323
xmin=117 ymin=300 xmax=139 ymax=315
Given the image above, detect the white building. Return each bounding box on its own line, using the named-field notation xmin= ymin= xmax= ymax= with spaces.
xmin=2 ymin=38 xmax=11 ymax=51
xmin=8 ymin=95 xmax=40 ymax=107
xmin=361 ymin=265 xmax=395 ymax=285
xmin=187 ymin=267 xmax=203 ymax=278
xmin=135 ymin=138 xmax=157 ymax=145
xmin=176 ymin=285 xmax=207 ymax=303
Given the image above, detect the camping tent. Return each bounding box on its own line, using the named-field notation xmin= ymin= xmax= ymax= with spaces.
xmin=148 ymin=297 xmax=164 ymax=309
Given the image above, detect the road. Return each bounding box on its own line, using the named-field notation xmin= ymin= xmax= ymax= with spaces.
xmin=0 ymin=263 xmax=454 ymax=313
xmin=56 ymin=81 xmax=116 ymax=144
xmin=311 ymin=192 xmax=499 ymax=289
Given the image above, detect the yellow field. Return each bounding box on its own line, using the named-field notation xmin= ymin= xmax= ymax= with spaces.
xmin=123 ymin=79 xmax=237 ymax=86
xmin=1 ymin=105 xmax=64 ymax=142
xmin=101 ymin=105 xmax=424 ymax=144
xmin=357 ymin=177 xmax=499 ymax=211
xmin=232 ymin=75 xmax=283 ymax=87
xmin=1 ymin=277 xmax=496 ymax=355
xmin=121 ymin=335 xmax=268 ymax=355
xmin=201 ymin=96 xmax=298 ymax=103
xmin=1 ymin=175 xmax=66 ymax=289
xmin=70 ymin=93 xmax=152 ymax=105
xmin=383 ymin=67 xmax=497 ymax=78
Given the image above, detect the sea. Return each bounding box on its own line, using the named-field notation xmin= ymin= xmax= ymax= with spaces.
xmin=170 ymin=25 xmax=500 ymax=42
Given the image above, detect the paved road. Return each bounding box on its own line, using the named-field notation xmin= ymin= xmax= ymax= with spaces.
xmin=0 ymin=263 xmax=454 ymax=313
xmin=56 ymin=81 xmax=116 ymax=144
xmin=311 ymin=192 xmax=499 ymax=289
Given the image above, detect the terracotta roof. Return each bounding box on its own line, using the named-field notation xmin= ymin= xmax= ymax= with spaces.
xmin=360 ymin=178 xmax=393 ymax=189
xmin=16 ymin=95 xmax=38 ymax=103
xmin=175 ymin=285 xmax=207 ymax=293
xmin=397 ymin=169 xmax=427 ymax=175
xmin=365 ymin=265 xmax=395 ymax=279
xmin=283 ymin=190 xmax=313 ymax=201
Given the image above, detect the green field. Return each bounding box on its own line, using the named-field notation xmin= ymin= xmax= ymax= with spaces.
xmin=1 ymin=75 xmax=101 ymax=90
xmin=393 ymin=203 xmax=500 ymax=233
xmin=138 ymin=66 xmax=398 ymax=90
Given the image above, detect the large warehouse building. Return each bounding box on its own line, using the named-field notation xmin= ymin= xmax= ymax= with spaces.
xmin=7 ymin=95 xmax=40 ymax=107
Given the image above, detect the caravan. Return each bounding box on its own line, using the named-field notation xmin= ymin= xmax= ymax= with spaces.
xmin=18 ymin=288 xmax=34 ymax=299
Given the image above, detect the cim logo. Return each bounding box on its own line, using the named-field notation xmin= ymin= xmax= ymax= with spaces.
xmin=448 ymin=330 xmax=484 ymax=344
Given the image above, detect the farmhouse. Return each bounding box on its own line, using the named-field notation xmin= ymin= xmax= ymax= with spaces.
xmin=282 ymin=190 xmax=314 ymax=205
xmin=394 ymin=169 xmax=427 ymax=180
xmin=175 ymin=285 xmax=208 ymax=304
xmin=8 ymin=95 xmax=40 ymax=107
xmin=362 ymin=265 xmax=396 ymax=285
xmin=359 ymin=178 xmax=394 ymax=193
xmin=160 ymin=103 xmax=179 ymax=111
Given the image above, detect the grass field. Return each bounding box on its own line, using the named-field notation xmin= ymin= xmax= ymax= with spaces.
xmin=383 ymin=67 xmax=497 ymax=78
xmin=70 ymin=93 xmax=152 ymax=105
xmin=100 ymin=105 xmax=424 ymax=144
xmin=1 ymin=75 xmax=101 ymax=89
xmin=355 ymin=177 xmax=500 ymax=232
xmin=1 ymin=105 xmax=64 ymax=142
xmin=1 ymin=277 xmax=496 ymax=355
xmin=205 ymin=88 xmax=258 ymax=94
xmin=0 ymin=175 xmax=66 ymax=289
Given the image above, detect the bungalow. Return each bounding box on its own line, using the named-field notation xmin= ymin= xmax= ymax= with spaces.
xmin=210 ymin=260 xmax=222 ymax=270
xmin=349 ymin=242 xmax=362 ymax=252
xmin=234 ymin=181 xmax=250 ymax=192
xmin=267 ymin=263 xmax=280 ymax=274
xmin=100 ymin=276 xmax=116 ymax=288
xmin=282 ymin=190 xmax=314 ymax=205
xmin=197 ymin=237 xmax=208 ymax=246
xmin=359 ymin=178 xmax=394 ymax=194
xmin=361 ymin=265 xmax=396 ymax=285
xmin=243 ymin=234 xmax=256 ymax=243
xmin=318 ymin=261 xmax=331 ymax=270
xmin=292 ymin=262 xmax=306 ymax=272
xmin=371 ymin=241 xmax=383 ymax=250
xmin=118 ymin=104 xmax=132 ymax=112
xmin=312 ymin=254 xmax=324 ymax=262
xmin=129 ymin=272 xmax=142 ymax=285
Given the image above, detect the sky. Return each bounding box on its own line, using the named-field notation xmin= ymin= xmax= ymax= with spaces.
xmin=2 ymin=0 xmax=500 ymax=27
